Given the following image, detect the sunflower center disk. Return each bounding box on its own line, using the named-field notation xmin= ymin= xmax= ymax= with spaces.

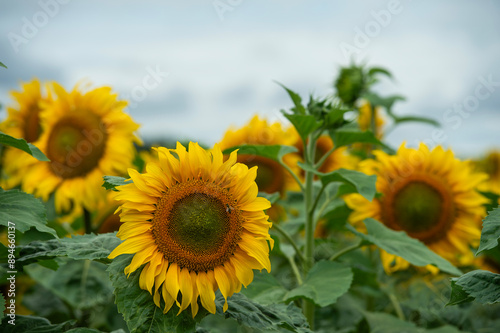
xmin=152 ymin=180 xmax=242 ymax=272
xmin=384 ymin=179 xmax=455 ymax=243
xmin=241 ymin=155 xmax=284 ymax=193
xmin=24 ymin=104 xmax=41 ymax=143
xmin=47 ymin=114 xmax=107 ymax=179
xmin=169 ymin=193 xmax=230 ymax=254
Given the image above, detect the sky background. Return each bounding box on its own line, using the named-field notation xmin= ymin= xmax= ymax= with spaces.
xmin=1 ymin=0 xmax=499 ymax=157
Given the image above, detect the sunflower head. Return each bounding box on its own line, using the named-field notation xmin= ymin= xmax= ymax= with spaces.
xmin=475 ymin=151 xmax=500 ymax=195
xmin=219 ymin=115 xmax=300 ymax=194
xmin=109 ymin=142 xmax=273 ymax=317
xmin=22 ymin=82 xmax=141 ymax=213
xmin=358 ymin=101 xmax=384 ymax=137
xmin=345 ymin=143 xmax=488 ymax=273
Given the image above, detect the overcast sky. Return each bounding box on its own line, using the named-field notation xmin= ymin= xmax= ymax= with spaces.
xmin=1 ymin=0 xmax=499 ymax=157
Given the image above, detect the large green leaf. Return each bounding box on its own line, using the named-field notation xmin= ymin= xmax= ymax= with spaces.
xmin=102 ymin=176 xmax=132 ymax=191
xmin=448 ymin=270 xmax=500 ymax=305
xmin=108 ymin=254 xmax=197 ymax=333
xmin=286 ymin=261 xmax=353 ymax=307
xmin=476 ymin=207 xmax=500 ymax=255
xmin=0 ymin=188 xmax=57 ymax=238
xmin=214 ymin=293 xmax=312 ymax=333
xmin=241 ymin=271 xmax=288 ymax=305
xmin=319 ymin=168 xmax=377 ymax=201
xmin=0 ymin=132 xmax=49 ymax=161
xmin=0 ymin=61 xmax=7 ymax=69
xmin=349 ymin=219 xmax=461 ymax=275
xmin=222 ymin=144 xmax=297 ymax=164
xmin=283 ymin=114 xmax=322 ymax=142
xmin=330 ymin=123 xmax=388 ymax=149
xmin=25 ymin=260 xmax=113 ymax=310
xmin=0 ymin=315 xmax=75 ymax=332
xmin=19 ymin=233 xmax=121 ymax=264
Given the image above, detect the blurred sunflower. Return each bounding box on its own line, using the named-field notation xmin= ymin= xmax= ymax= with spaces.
xmin=109 ymin=142 xmax=273 ymax=317
xmin=345 ymin=143 xmax=488 ymax=273
xmin=358 ymin=101 xmax=384 ymax=137
xmin=22 ymin=82 xmax=141 ymax=213
xmin=1 ymin=79 xmax=49 ymax=188
xmin=219 ymin=115 xmax=300 ymax=194
xmin=476 ymin=151 xmax=500 ymax=195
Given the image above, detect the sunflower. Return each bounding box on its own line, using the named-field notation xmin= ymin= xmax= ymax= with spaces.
xmin=345 ymin=143 xmax=488 ymax=273
xmin=1 ymin=79 xmax=49 ymax=188
xmin=358 ymin=101 xmax=384 ymax=137
xmin=475 ymin=151 xmax=500 ymax=195
xmin=22 ymin=82 xmax=141 ymax=213
xmin=219 ymin=115 xmax=300 ymax=194
xmin=109 ymin=142 xmax=273 ymax=317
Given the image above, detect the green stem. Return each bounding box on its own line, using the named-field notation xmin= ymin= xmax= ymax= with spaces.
xmin=329 ymin=241 xmax=362 ymax=261
xmin=314 ymin=146 xmax=335 ymax=169
xmin=287 ymin=256 xmax=303 ymax=285
xmin=272 ymin=223 xmax=306 ymax=264
xmin=302 ymin=134 xmax=317 ymax=329
xmin=281 ymin=162 xmax=305 ymax=192
xmin=83 ymin=208 xmax=92 ymax=234
xmin=388 ymin=292 xmax=405 ymax=321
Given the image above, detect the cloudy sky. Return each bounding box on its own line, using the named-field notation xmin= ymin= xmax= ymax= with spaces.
xmin=1 ymin=0 xmax=499 ymax=157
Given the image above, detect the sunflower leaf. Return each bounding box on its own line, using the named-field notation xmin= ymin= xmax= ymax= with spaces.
xmin=349 ymin=219 xmax=462 ymax=276
xmin=283 ymin=114 xmax=322 ymax=142
xmin=276 ymin=82 xmax=306 ymax=115
xmin=108 ymin=254 xmax=197 ymax=333
xmin=214 ymin=292 xmax=312 ymax=333
xmin=103 ymin=176 xmax=132 ymax=191
xmin=241 ymin=271 xmax=288 ymax=305
xmin=0 ymin=188 xmax=57 ymax=238
xmin=329 ymin=122 xmax=390 ymax=149
xmin=448 ymin=270 xmax=500 ymax=306
xmin=476 ymin=207 xmax=500 ymax=255
xmin=222 ymin=144 xmax=297 ymax=164
xmin=0 ymin=131 xmax=49 ymax=161
xmin=363 ymin=312 xmax=464 ymax=333
xmin=318 ymin=168 xmax=377 ymax=201
xmin=19 ymin=233 xmax=121 ymax=265
xmin=285 ymin=261 xmax=353 ymax=307
xmin=0 ymin=61 xmax=7 ymax=69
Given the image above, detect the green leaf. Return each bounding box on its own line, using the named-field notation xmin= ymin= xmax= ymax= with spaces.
xmin=0 ymin=132 xmax=49 ymax=161
xmin=367 ymin=67 xmax=392 ymax=79
xmin=19 ymin=233 xmax=121 ymax=264
xmin=276 ymin=82 xmax=306 ymax=115
xmin=350 ymin=219 xmax=461 ymax=276
xmin=330 ymin=123 xmax=390 ymax=149
xmin=283 ymin=114 xmax=322 ymax=142
xmin=0 ymin=188 xmax=57 ymax=238
xmin=241 ymin=271 xmax=288 ymax=305
xmin=285 ymin=261 xmax=353 ymax=307
xmin=0 ymin=61 xmax=6 ymax=69
xmin=102 ymin=176 xmax=132 ymax=191
xmin=222 ymin=144 xmax=297 ymax=164
xmin=363 ymin=93 xmax=405 ymax=113
xmin=391 ymin=115 xmax=440 ymax=127
xmin=108 ymin=254 xmax=197 ymax=333
xmin=364 ymin=312 xmax=418 ymax=333
xmin=319 ymin=168 xmax=377 ymax=201
xmin=215 ymin=293 xmax=312 ymax=333
xmin=25 ymin=260 xmax=113 ymax=310
xmin=476 ymin=207 xmax=500 ymax=255
xmin=0 ymin=315 xmax=75 ymax=332
xmin=448 ymin=270 xmax=500 ymax=305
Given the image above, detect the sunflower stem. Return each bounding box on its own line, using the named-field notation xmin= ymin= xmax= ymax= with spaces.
xmin=281 ymin=162 xmax=305 ymax=192
xmin=288 ymin=256 xmax=303 ymax=285
xmin=83 ymin=208 xmax=92 ymax=234
xmin=302 ymin=134 xmax=317 ymax=329
xmin=328 ymin=240 xmax=362 ymax=261
xmin=272 ymin=223 xmax=306 ymax=264
xmin=314 ymin=146 xmax=335 ymax=170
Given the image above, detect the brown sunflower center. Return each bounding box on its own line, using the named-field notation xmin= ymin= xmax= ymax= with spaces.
xmin=24 ymin=103 xmax=41 ymax=143
xmin=239 ymin=155 xmax=284 ymax=194
xmin=46 ymin=114 xmax=107 ymax=179
xmin=152 ymin=179 xmax=242 ymax=272
xmin=382 ymin=174 xmax=456 ymax=243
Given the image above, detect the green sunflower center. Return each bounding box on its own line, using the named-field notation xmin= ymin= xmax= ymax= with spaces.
xmin=392 ymin=182 xmax=443 ymax=233
xmin=168 ymin=193 xmax=230 ymax=255
xmin=382 ymin=176 xmax=456 ymax=244
xmin=152 ymin=180 xmax=243 ymax=272
xmin=46 ymin=114 xmax=107 ymax=179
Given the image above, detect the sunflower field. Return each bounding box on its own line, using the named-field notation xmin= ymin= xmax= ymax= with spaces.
xmin=0 ymin=61 xmax=499 ymax=333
